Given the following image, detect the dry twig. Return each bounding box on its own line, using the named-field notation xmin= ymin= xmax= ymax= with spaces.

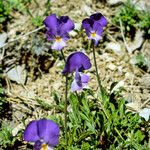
xmin=119 ymin=18 xmax=131 ymax=54
xmin=1 ymin=26 xmax=44 ymax=48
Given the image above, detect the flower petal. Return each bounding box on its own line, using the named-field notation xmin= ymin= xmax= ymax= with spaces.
xmin=34 ymin=140 xmax=42 ymax=150
xmin=82 ymin=18 xmax=93 ymax=36
xmin=48 ymin=146 xmax=54 ymax=150
xmin=89 ymin=33 xmax=101 ymax=45
xmin=45 ymin=120 xmax=60 ymax=146
xmin=90 ymin=12 xmax=107 ymax=28
xmin=75 ymin=69 xmax=81 ymax=83
xmin=37 ymin=119 xmax=60 ymax=147
xmin=71 ymin=72 xmax=90 ymax=92
xmin=59 ymin=16 xmax=75 ymax=34
xmin=51 ymin=40 xmax=67 ymax=51
xmin=80 ymin=73 xmax=90 ymax=83
xmin=46 ymin=31 xmax=55 ymax=41
xmin=23 ymin=120 xmax=39 ymax=142
xmin=62 ymin=52 xmax=92 ymax=74
xmin=61 ymin=33 xmax=70 ymax=41
xmin=34 ymin=141 xmax=54 ymax=150
xmin=71 ymin=79 xmax=82 ymax=91
xmin=93 ymin=22 xmax=103 ymax=35
xmin=44 ymin=14 xmax=58 ymax=35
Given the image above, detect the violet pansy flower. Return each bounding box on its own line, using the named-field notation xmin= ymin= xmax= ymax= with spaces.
xmin=62 ymin=51 xmax=91 ymax=74
xmin=44 ymin=14 xmax=75 ymax=51
xmin=71 ymin=68 xmax=90 ymax=91
xmin=62 ymin=51 xmax=91 ymax=91
xmin=23 ymin=119 xmax=60 ymax=150
xmin=82 ymin=12 xmax=107 ymax=45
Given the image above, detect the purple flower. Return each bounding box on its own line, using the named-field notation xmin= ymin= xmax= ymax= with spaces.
xmin=71 ymin=69 xmax=90 ymax=91
xmin=82 ymin=12 xmax=107 ymax=45
xmin=44 ymin=14 xmax=75 ymax=51
xmin=62 ymin=51 xmax=91 ymax=74
xmin=23 ymin=119 xmax=60 ymax=150
xmin=62 ymin=51 xmax=91 ymax=91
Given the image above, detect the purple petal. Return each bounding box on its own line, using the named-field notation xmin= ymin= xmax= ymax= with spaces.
xmin=37 ymin=119 xmax=60 ymax=147
xmin=80 ymin=73 xmax=90 ymax=83
xmin=51 ymin=39 xmax=67 ymax=51
xmin=61 ymin=33 xmax=70 ymax=41
xmin=82 ymin=18 xmax=93 ymax=36
xmin=90 ymin=13 xmax=107 ymax=28
xmin=93 ymin=36 xmax=101 ymax=45
xmin=93 ymin=22 xmax=103 ymax=35
xmin=71 ymin=72 xmax=90 ymax=92
xmin=23 ymin=120 xmax=39 ymax=142
xmin=71 ymin=79 xmax=82 ymax=91
xmin=44 ymin=14 xmax=58 ymax=35
xmin=62 ymin=52 xmax=92 ymax=74
xmin=82 ymin=18 xmax=93 ymax=29
xmin=46 ymin=31 xmax=55 ymax=41
xmin=59 ymin=16 xmax=75 ymax=34
xmin=71 ymin=70 xmax=82 ymax=91
xmin=75 ymin=69 xmax=81 ymax=83
xmin=34 ymin=140 xmax=42 ymax=150
xmin=44 ymin=120 xmax=60 ymax=146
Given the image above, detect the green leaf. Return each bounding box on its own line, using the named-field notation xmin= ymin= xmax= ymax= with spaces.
xmin=77 ymin=131 xmax=93 ymax=142
xmin=81 ymin=142 xmax=91 ymax=150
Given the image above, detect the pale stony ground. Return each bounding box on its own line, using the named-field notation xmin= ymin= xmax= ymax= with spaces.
xmin=0 ymin=0 xmax=150 ymax=146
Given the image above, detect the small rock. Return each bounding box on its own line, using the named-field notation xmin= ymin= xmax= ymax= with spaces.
xmin=125 ymin=72 xmax=133 ymax=78
xmin=140 ymin=74 xmax=150 ymax=88
xmin=0 ymin=32 xmax=7 ymax=48
xmin=142 ymin=42 xmax=150 ymax=72
xmin=129 ymin=30 xmax=144 ymax=53
xmin=6 ymin=65 xmax=27 ymax=84
xmin=107 ymin=63 xmax=116 ymax=70
xmin=106 ymin=0 xmax=124 ymax=6
xmin=69 ymin=30 xmax=78 ymax=37
xmin=12 ymin=123 xmax=24 ymax=136
xmin=130 ymin=56 xmax=137 ymax=65
xmin=133 ymin=0 xmax=150 ymax=11
xmin=111 ymin=80 xmax=124 ymax=93
xmin=74 ymin=23 xmax=81 ymax=31
xmin=117 ymin=66 xmax=123 ymax=75
xmin=126 ymin=102 xmax=140 ymax=111
xmin=106 ymin=42 xmax=122 ymax=55
xmin=139 ymin=108 xmax=150 ymax=121
xmin=101 ymin=53 xmax=115 ymax=62
xmin=81 ymin=4 xmax=93 ymax=16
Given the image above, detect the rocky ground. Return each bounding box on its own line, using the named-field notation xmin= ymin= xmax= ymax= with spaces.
xmin=0 ymin=0 xmax=150 ymax=149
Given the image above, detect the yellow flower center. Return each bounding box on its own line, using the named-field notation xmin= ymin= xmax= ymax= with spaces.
xmin=55 ymin=36 xmax=62 ymax=42
xmin=41 ymin=143 xmax=48 ymax=150
xmin=91 ymin=32 xmax=96 ymax=37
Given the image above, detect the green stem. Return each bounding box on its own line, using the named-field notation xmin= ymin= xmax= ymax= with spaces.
xmin=61 ymin=50 xmax=66 ymax=63
xmin=92 ymin=41 xmax=103 ymax=95
xmin=61 ymin=50 xmax=68 ymax=146
xmin=64 ymin=75 xmax=68 ymax=146
xmin=91 ymin=41 xmax=124 ymax=141
xmin=75 ymin=91 xmax=80 ymax=101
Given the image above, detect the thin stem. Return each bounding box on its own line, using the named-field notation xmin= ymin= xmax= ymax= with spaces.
xmin=2 ymin=26 xmax=44 ymax=48
xmin=75 ymin=91 xmax=80 ymax=101
xmin=92 ymin=41 xmax=103 ymax=95
xmin=114 ymin=127 xmax=124 ymax=141
xmin=91 ymin=41 xmax=124 ymax=141
xmin=60 ymin=49 xmax=68 ymax=146
xmin=61 ymin=50 xmax=66 ymax=63
xmin=64 ymin=74 xmax=68 ymax=146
